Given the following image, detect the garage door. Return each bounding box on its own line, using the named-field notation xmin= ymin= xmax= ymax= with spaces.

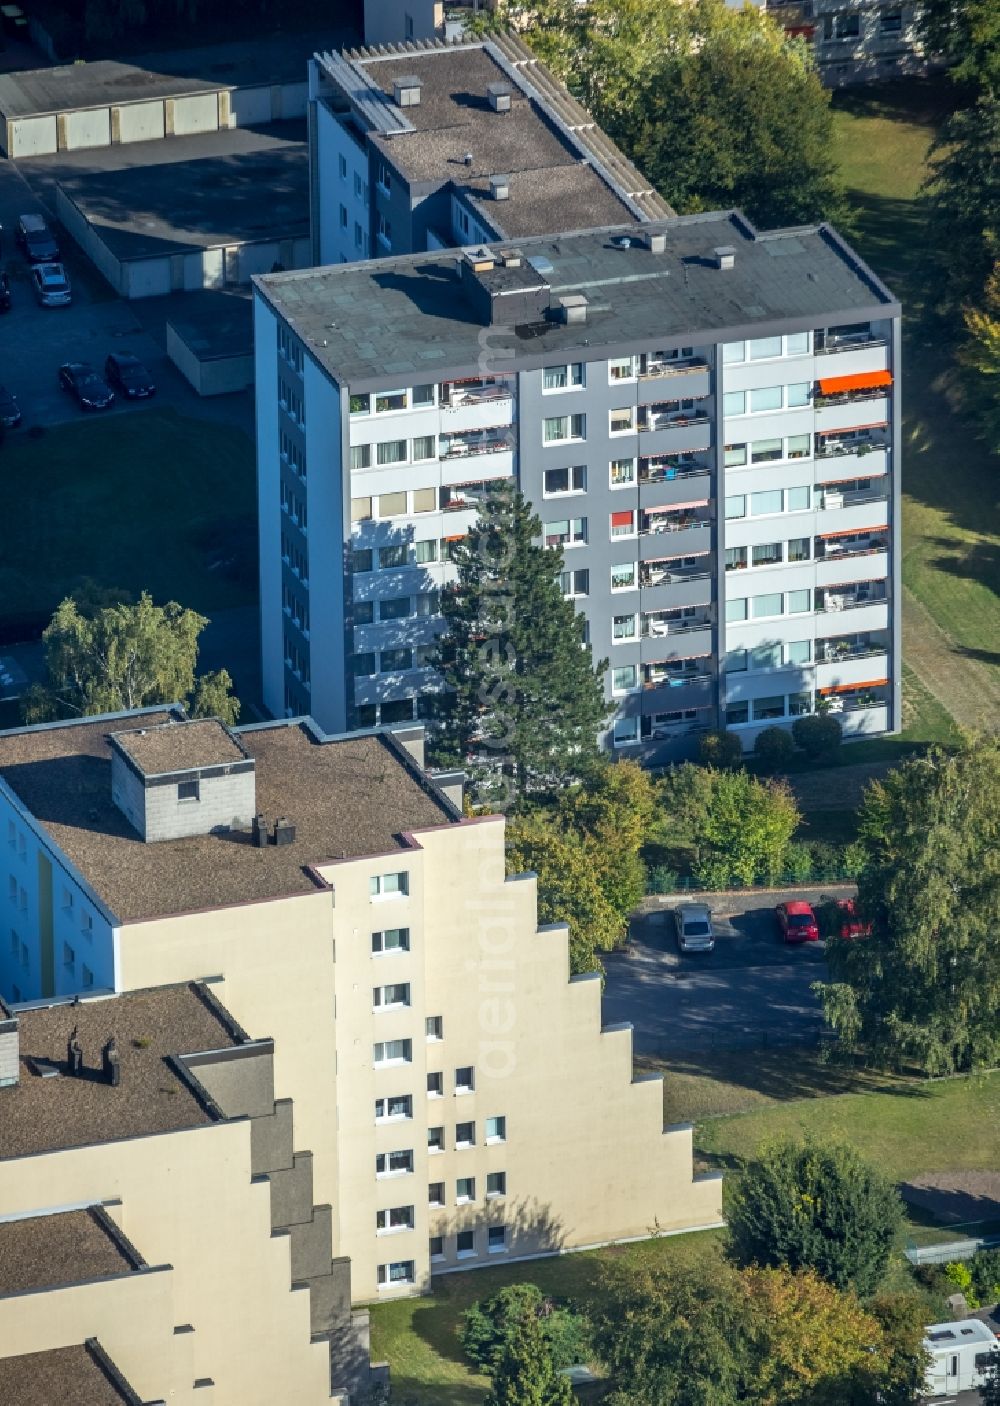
xmin=229 ymin=85 xmax=272 ymax=126
xmin=118 ymin=101 xmax=166 ymax=143
xmin=172 ymin=93 xmax=218 ymax=136
xmin=11 ymin=115 xmax=57 ymax=157
xmin=64 ymin=107 xmax=111 ymax=150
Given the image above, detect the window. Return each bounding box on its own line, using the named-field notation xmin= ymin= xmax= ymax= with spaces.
xmin=786 ymin=332 xmax=810 ymax=356
xmin=414 ymin=539 xmax=438 ymax=565
xmin=487 ymin=1171 xmax=507 ymax=1198
xmin=613 ymin=717 xmax=640 ymax=747
xmin=376 ymin=1149 xmax=414 ymax=1177
xmin=834 ymin=12 xmax=860 ymax=37
xmin=376 ymin=1206 xmax=414 ymax=1233
xmin=543 ymin=414 xmax=585 ymax=443
xmin=723 ymin=391 xmax=746 ymax=416
xmin=543 ymin=363 xmax=584 ymax=390
xmin=82 ymin=965 xmax=93 ymax=989
xmin=354 ymin=221 xmax=363 ymax=248
xmin=457 ymin=1230 xmax=476 ymax=1258
xmin=789 ymin=690 xmax=812 ymax=716
xmin=726 ymin=598 xmax=748 ymax=623
xmin=753 ymin=696 xmax=785 ymax=721
xmin=353 ymin=652 xmax=376 ymax=677
xmin=611 ymin=562 xmax=637 ymax=592
xmin=752 ymin=593 xmax=783 ymax=619
xmin=375 ymin=1094 xmax=413 ymax=1121
xmin=787 ymin=537 xmax=810 ymax=563
xmin=371 ymin=926 xmax=410 ymax=955
xmin=456 ymin=1177 xmax=475 ymax=1204
xmin=456 ymin=1121 xmax=476 ymax=1148
xmin=610 ymin=457 xmax=636 ymax=487
xmin=377 ymin=439 xmax=407 ymax=466
xmin=353 ymin=553 xmax=374 ymax=580
xmin=787 ymin=485 xmax=811 ymax=511
xmin=544 ymin=518 xmax=586 ymax=547
xmin=455 ymin=1066 xmax=475 ymax=1094
xmin=726 ymin=701 xmax=750 ymax=725
xmin=726 ymin=649 xmax=748 ymax=673
xmin=609 ymin=357 xmax=636 ymax=381
xmin=485 ymin=1115 xmax=506 ymax=1143
xmin=786 ymin=381 xmax=811 ymax=408
xmin=723 ymin=341 xmax=745 ymax=363
xmin=751 ymin=642 xmax=782 ymax=671
xmin=379 ymin=491 xmax=408 ymax=519
xmin=751 ymin=439 xmax=784 ymax=464
xmin=416 ymin=590 xmax=440 ymax=616
xmin=612 ymin=665 xmax=637 ymax=693
xmin=544 ymin=465 xmax=585 ymax=495
xmin=374 ymin=1039 xmax=412 ymax=1065
xmin=377 ymin=213 xmax=392 ymax=247
xmin=379 ymin=597 xmax=411 ymax=623
xmin=427 ymin=1074 xmax=444 ymax=1100
xmin=412 ymin=435 xmax=436 ymax=463
xmin=610 ymin=407 xmax=636 ymax=435
xmin=412 ymin=383 xmax=436 ymax=406
xmin=377 ymin=1261 xmax=414 ymax=1288
xmin=350 ymin=444 xmax=371 ymax=472
xmin=379 ymin=545 xmax=408 ymax=570
xmin=429 ymin=1235 xmax=444 ymax=1261
xmin=724 ymin=443 xmax=748 ymax=467
xmin=371 ymin=870 xmax=409 ymax=902
xmin=751 ymin=489 xmax=784 ymax=517
xmin=429 ymin=1183 xmax=445 ymax=1207
xmin=750 ymin=386 xmax=783 ymax=413
xmin=339 ymin=203 xmax=348 ymax=229
xmin=177 ymin=779 xmax=199 ymax=802
xmin=787 ymin=589 xmax=812 ymax=614
xmin=380 ymin=646 xmax=413 ymax=673
xmin=374 ymin=983 xmax=411 ymax=1009
xmin=488 ymin=1226 xmax=508 ymax=1253
xmin=752 ymin=542 xmax=783 ymax=568
xmin=63 ymin=941 xmax=75 ymax=972
xmin=8 ymin=875 xmax=16 ymax=904
xmin=612 ymin=614 xmax=637 ymax=641
xmin=350 ymin=393 xmax=371 ymax=417
xmin=559 ymin=568 xmax=589 ymax=598
xmin=786 ymin=639 xmax=812 ymax=665
xmin=749 ymin=336 xmax=783 ymax=360
xmin=724 ymin=494 xmax=746 ymax=520
xmin=610 ymin=510 xmax=635 ymax=538
xmin=376 ymin=161 xmax=392 ymax=193
xmin=428 ymin=1126 xmax=444 ymax=1152
xmin=426 ymin=1016 xmax=443 ymax=1041
xmin=725 ymin=546 xmax=747 ymax=571
xmin=339 ymin=154 xmax=347 ymax=179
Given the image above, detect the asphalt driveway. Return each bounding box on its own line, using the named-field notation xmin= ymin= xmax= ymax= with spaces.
xmin=601 ymin=889 xmax=845 ymax=1057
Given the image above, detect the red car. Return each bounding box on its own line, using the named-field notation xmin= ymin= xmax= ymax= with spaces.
xmin=835 ymin=898 xmax=871 ymax=940
xmin=776 ymin=900 xmax=820 ymax=944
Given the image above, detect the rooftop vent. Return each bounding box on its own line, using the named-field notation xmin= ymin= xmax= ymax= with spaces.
xmin=555 ymin=293 xmax=588 ymax=326
xmin=0 ymin=1005 xmax=18 ymax=1089
xmin=464 ymin=245 xmax=496 ymax=273
xmin=490 ymin=174 xmax=510 ymax=202
xmin=487 ymin=81 xmax=512 ymax=112
xmin=713 ymin=245 xmax=736 ymax=270
xmin=611 ymin=235 xmax=634 ymax=250
xmin=500 ymin=247 xmax=523 ymax=267
xmin=393 ymin=74 xmax=423 ymax=108
xmin=647 ymin=232 xmax=667 ymax=254
xmin=462 ymin=151 xmax=474 ymax=167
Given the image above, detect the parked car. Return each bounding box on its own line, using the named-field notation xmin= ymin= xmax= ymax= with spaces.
xmin=0 ymin=386 xmax=22 ymax=428
xmin=104 ymin=352 xmax=156 ymax=399
xmin=31 ymin=262 xmax=72 ymax=307
xmin=673 ymin=902 xmax=716 ymax=954
xmin=0 ymin=271 xmax=11 ymax=312
xmin=16 ymin=213 xmax=60 ymax=262
xmin=58 ymin=362 xmax=114 ymax=411
xmin=776 ymin=900 xmax=820 ymax=944
xmin=834 ymin=897 xmax=871 ymax=940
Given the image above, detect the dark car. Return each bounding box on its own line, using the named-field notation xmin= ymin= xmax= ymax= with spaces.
xmin=0 ymin=386 xmax=22 ymax=428
xmin=0 ymin=271 xmax=10 ymax=312
xmin=16 ymin=213 xmax=60 ymax=263
xmin=776 ymin=900 xmax=820 ymax=944
xmin=59 ymin=362 xmax=114 ymax=411
xmin=104 ymin=352 xmax=156 ymax=399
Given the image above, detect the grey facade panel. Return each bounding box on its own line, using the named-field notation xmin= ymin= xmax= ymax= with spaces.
xmin=638 ymin=367 xmax=712 ymax=403
xmin=640 ymin=628 xmax=714 ymax=666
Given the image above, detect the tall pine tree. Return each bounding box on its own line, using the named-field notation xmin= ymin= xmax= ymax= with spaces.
xmin=484 ymin=1303 xmax=575 ymax=1406
xmin=430 ymin=481 xmax=609 ymax=805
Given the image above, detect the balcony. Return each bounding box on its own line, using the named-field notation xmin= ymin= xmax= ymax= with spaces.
xmin=816 ymin=582 xmax=888 ymax=616
xmin=638 ymin=464 xmax=713 ymax=510
xmin=639 ymin=359 xmax=711 ymax=401
xmin=816 ymin=649 xmax=891 ymax=692
xmin=817 ymin=680 xmax=891 ymax=718
xmin=641 ymin=623 xmax=713 ymax=665
xmin=639 ymin=506 xmax=711 ymax=559
xmin=439 ymin=429 xmax=514 ymax=482
xmin=841 ymin=704 xmax=890 ymax=737
xmin=642 ymin=672 xmax=715 ymax=712
xmin=815 ymin=548 xmax=889 ymax=590
xmin=814 ymin=393 xmax=890 ymax=436
xmin=440 ymin=378 xmax=515 ymax=433
xmin=638 ymin=561 xmax=714 ymax=613
xmin=816 ymin=599 xmax=889 ymax=637
xmin=638 ymin=402 xmax=712 ymax=455
xmin=814 ymin=337 xmax=890 ymax=380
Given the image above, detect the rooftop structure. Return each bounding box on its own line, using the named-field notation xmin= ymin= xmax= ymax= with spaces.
xmin=0 ymin=1208 xmax=140 ymax=1296
xmin=0 ymin=1343 xmax=141 ymax=1406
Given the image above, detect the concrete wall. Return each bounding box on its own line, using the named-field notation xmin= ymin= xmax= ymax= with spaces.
xmin=315 ymin=99 xmax=371 ymax=267
xmin=167 ymin=325 xmax=255 ymax=396
xmin=364 ymin=0 xmax=442 ymax=43
xmin=254 ymin=297 xmax=285 ymax=722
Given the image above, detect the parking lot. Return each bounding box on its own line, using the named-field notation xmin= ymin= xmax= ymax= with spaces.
xmin=601 ymin=889 xmax=843 ymax=1057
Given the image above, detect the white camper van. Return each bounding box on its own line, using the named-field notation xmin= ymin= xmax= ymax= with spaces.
xmin=923 ymin=1318 xmax=999 ymax=1396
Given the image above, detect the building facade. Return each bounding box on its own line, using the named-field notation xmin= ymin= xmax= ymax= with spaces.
xmin=0 ymin=709 xmax=722 ymax=1324
xmin=254 ymin=213 xmax=901 ymax=763
xmin=754 ymin=0 xmax=941 ymax=86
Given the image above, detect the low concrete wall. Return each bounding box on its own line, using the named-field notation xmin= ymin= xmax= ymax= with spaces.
xmin=166 ymin=323 xmax=254 ymax=397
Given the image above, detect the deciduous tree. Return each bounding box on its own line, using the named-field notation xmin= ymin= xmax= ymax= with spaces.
xmin=484 ymin=1297 xmax=575 ymax=1406
xmin=463 ymin=1283 xmax=588 ymax=1373
xmin=558 ymin=757 xmax=656 ymax=919
xmin=960 ymin=260 xmax=1000 ymax=446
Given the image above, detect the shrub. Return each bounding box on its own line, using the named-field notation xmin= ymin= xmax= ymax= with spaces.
xmin=646 ymin=864 xmax=679 ymax=895
xmin=944 ymin=1261 xmax=980 ymax=1309
xmin=783 ymin=842 xmax=814 ymax=883
xmin=970 ymin=1248 xmax=1000 ymax=1304
xmin=753 ymin=726 xmax=795 ymax=772
xmin=700 ymin=729 xmax=744 ymax=769
xmin=462 ymin=1284 xmax=589 ymax=1372
xmin=792 ymin=712 xmax=844 ymax=761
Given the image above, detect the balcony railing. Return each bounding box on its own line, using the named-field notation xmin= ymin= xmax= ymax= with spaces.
xmin=640 ymin=358 xmax=709 ymax=380
xmin=640 ymin=564 xmax=712 ymax=588
xmin=816 ymin=644 xmax=888 ymax=666
xmin=814 ymin=389 xmax=890 ymax=410
xmin=821 ymin=689 xmax=889 ymax=715
xmin=816 ymin=590 xmax=888 ymax=614
xmin=441 ymin=379 xmax=514 ymax=408
xmin=640 ymin=411 xmax=711 ymax=432
xmin=818 ymin=489 xmax=889 ymax=509
xmin=815 ymin=438 xmax=888 ymax=461
xmin=639 ymin=463 xmax=710 ymax=486
xmin=640 ymin=514 xmax=710 ymax=537
xmin=815 ymin=334 xmax=888 ymax=356
xmin=642 ymin=618 xmax=712 ymax=638
xmin=817 ymin=537 xmax=889 ymax=563
xmin=439 ymin=432 xmax=513 ymax=460
xmin=644 ymin=671 xmax=712 ymax=689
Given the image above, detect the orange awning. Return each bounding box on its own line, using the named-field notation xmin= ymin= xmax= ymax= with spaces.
xmin=818 ymin=422 xmax=889 ymax=436
xmin=818 ymin=370 xmax=892 ymax=395
xmin=818 ymin=473 xmax=885 ymax=486
xmin=443 ymin=533 xmax=467 ymax=542
xmin=819 ymin=678 xmax=889 ymax=696
xmin=819 ymin=525 xmax=889 ymax=539
xmin=646 ymin=499 xmax=709 ymax=514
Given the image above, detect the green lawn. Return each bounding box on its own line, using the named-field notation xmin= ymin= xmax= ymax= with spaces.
xmin=831 ymin=80 xmax=1000 ymax=734
xmin=0 ymin=409 xmax=257 ymax=634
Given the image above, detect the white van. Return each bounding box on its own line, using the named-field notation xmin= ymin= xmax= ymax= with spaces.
xmin=923 ymin=1318 xmax=999 ymax=1396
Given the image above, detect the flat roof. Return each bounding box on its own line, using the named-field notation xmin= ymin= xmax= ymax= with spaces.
xmin=0 ymin=29 xmax=351 ymax=119
xmin=0 ymin=713 xmax=454 ymax=923
xmin=54 ymin=123 xmax=308 ymax=260
xmin=0 ymin=1345 xmax=137 ymax=1406
xmin=0 ymin=1208 xmax=138 ymax=1296
xmin=0 ymin=983 xmax=237 ymax=1160
xmin=461 ymin=163 xmax=637 ymax=239
xmin=255 ymin=211 xmax=898 ymax=388
xmin=165 ymin=288 xmax=253 ymax=362
xmin=113 ymin=718 xmax=246 ymax=776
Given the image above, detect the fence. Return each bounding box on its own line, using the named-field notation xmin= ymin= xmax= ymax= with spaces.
xmin=646 ymin=867 xmax=857 ymax=895
xmin=905 ymin=1229 xmax=1000 ymax=1266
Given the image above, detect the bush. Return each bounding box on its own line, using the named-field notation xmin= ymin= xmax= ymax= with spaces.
xmin=753 ymin=726 xmax=795 ymax=772
xmin=944 ymin=1261 xmax=980 ymax=1309
xmin=970 ymin=1248 xmax=1000 ymax=1305
xmin=462 ymin=1284 xmax=589 ymax=1372
xmin=646 ymin=864 xmax=679 ymax=895
xmin=783 ymin=842 xmax=814 ymax=883
xmin=792 ymin=712 xmax=843 ymax=761
xmin=808 ymin=840 xmax=846 ymax=883
xmin=699 ymin=729 xmax=743 ymax=769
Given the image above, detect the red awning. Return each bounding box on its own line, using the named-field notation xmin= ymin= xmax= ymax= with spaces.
xmin=646 ymin=499 xmax=709 ymax=514
xmin=819 ymin=678 xmax=889 ymax=696
xmin=818 ymin=370 xmax=892 ymax=396
xmin=443 ymin=533 xmax=466 ymax=542
xmin=818 ymin=473 xmax=885 ymax=486
xmin=611 ymin=510 xmax=634 ymax=528
xmin=819 ymin=525 xmax=889 ymax=539
xmin=817 ymin=421 xmax=889 ymax=436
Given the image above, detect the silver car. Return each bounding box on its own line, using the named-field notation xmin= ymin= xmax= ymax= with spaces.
xmin=673 ymin=902 xmax=715 ymax=953
xmin=31 ymin=261 xmax=72 ymax=307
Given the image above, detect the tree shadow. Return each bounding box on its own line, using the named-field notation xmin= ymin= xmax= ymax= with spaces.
xmin=900 ymin=1181 xmax=1000 ymax=1229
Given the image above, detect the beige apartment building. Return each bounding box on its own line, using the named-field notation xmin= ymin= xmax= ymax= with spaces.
xmin=0 ymin=709 xmax=721 ymax=1394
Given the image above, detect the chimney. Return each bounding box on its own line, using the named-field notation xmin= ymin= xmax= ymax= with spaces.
xmin=490 ymin=174 xmax=510 ymax=202
xmin=0 ymin=1002 xmax=18 ymax=1089
xmin=393 ymin=74 xmax=422 ymax=107
xmin=555 ymin=293 xmax=588 ymax=326
xmin=647 ymin=232 xmax=667 ymax=254
xmin=273 ymin=817 xmax=296 ymax=847
xmin=713 ymin=245 xmax=736 ymax=270
xmin=252 ymin=813 xmax=269 ymax=848
xmin=500 ymin=248 xmax=522 ymax=267
xmin=487 ymin=81 xmax=512 ymax=112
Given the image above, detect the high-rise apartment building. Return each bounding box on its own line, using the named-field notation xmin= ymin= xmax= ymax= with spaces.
xmin=254 ymin=213 xmax=901 ymax=761
xmin=0 ymin=708 xmax=721 ymax=1345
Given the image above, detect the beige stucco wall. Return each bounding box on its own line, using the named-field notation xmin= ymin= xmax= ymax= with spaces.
xmin=0 ymin=1119 xmax=331 ymax=1403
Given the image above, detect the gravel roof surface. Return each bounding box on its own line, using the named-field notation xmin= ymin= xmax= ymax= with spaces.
xmin=0 ymin=715 xmax=452 ymax=921
xmin=0 ymin=1345 xmax=136 ymax=1405
xmin=0 ymin=983 xmax=237 ymax=1160
xmin=0 ymin=1208 xmax=137 ymax=1295
xmin=113 ymin=718 xmax=246 ymax=775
